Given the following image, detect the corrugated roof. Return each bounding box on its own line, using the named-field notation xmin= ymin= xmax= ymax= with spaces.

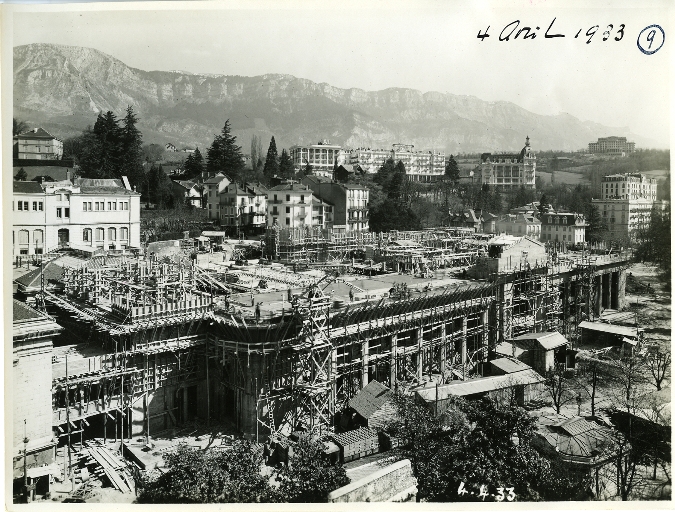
xmin=578 ymin=321 xmax=639 ymax=338
xmin=490 ymin=357 xmax=532 ymax=374
xmin=13 ymin=181 xmax=44 ymax=194
xmin=537 ymin=417 xmax=615 ymax=464
xmin=416 ymin=369 xmax=544 ymax=401
xmin=331 ymin=427 xmax=379 ymax=447
xmin=348 ymin=380 xmax=392 ymax=419
xmin=512 ymin=331 xmax=569 ymax=350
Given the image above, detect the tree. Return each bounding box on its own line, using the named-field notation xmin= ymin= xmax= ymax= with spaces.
xmin=445 ymin=155 xmax=460 ymax=184
xmin=645 ymin=348 xmax=671 ymax=391
xmin=250 ymin=134 xmax=263 ymax=171
xmin=585 ymin=204 xmax=608 ymax=245
xmin=93 ymin=111 xmax=123 ymax=179
xmin=575 ymin=353 xmax=616 ymax=417
xmin=13 ymin=118 xmax=29 ymax=137
xmin=278 ymin=149 xmax=294 ymax=179
xmin=263 ymin=136 xmax=279 ymax=179
xmin=14 ymin=168 xmax=27 ymax=181
xmin=143 ymin=143 xmax=165 ymax=163
xmin=136 ymin=441 xmax=274 ymax=503
xmin=184 ymin=147 xmax=205 ymax=179
xmin=205 ymin=120 xmax=245 ymax=184
xmin=146 ymin=164 xmax=172 ymax=208
xmin=545 ymin=365 xmax=577 ymax=414
xmin=119 ymin=106 xmax=145 ymax=188
xmin=274 ymin=435 xmax=349 ymax=502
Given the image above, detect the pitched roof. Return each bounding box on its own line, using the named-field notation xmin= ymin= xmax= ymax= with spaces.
xmin=16 ymin=127 xmax=60 ymax=140
xmin=14 ymin=262 xmax=64 ymax=290
xmin=204 ymin=173 xmax=229 ymax=185
xmin=14 ymin=166 xmax=73 ymax=182
xmin=13 ymin=299 xmax=43 ymax=321
xmin=490 ymin=357 xmax=532 ymax=374
xmin=13 ymin=181 xmax=44 ymax=194
xmin=536 ymin=416 xmax=616 ymax=465
xmin=268 ymin=183 xmax=312 ymax=192
xmin=75 ymin=178 xmax=138 ymax=195
xmin=348 ymin=380 xmax=393 ymax=419
xmin=512 ymin=331 xmax=569 ymax=350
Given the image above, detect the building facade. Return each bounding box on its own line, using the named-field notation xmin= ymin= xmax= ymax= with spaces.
xmin=267 ymin=183 xmax=315 ymax=228
xmin=301 ymin=176 xmax=369 ymax=231
xmin=289 ymin=140 xmax=343 ymax=178
xmin=495 ymin=213 xmax=541 ymax=239
xmin=600 ymin=173 xmax=657 ymax=201
xmin=540 ymin=210 xmax=586 ymax=245
xmin=346 ymin=147 xmax=446 ymax=182
xmin=14 ymin=128 xmax=63 ymax=160
xmin=203 ymin=173 xmax=231 ymax=221
xmin=170 ymin=180 xmax=204 ymax=208
xmin=218 ymin=183 xmax=268 ymax=233
xmin=588 ymin=136 xmax=635 ymax=155
xmin=592 ymin=173 xmax=659 ymax=241
xmin=12 ymin=178 xmax=141 ymax=257
xmin=480 ymin=136 xmax=536 ymax=190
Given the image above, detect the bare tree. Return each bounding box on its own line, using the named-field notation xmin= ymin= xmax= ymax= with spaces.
xmin=644 ymin=348 xmax=671 ymax=391
xmin=545 ymin=365 xmax=577 ymax=414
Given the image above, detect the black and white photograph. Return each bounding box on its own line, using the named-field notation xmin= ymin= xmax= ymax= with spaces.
xmin=4 ymin=0 xmax=672 ymax=506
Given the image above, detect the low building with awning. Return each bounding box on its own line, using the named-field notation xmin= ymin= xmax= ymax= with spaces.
xmin=578 ymin=321 xmax=642 ymax=353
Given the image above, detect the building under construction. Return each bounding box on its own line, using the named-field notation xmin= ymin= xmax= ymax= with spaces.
xmin=12 ymin=229 xmax=631 ymax=496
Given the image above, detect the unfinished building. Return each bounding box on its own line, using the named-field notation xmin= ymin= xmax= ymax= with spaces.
xmin=11 ymin=229 xmax=632 ymax=496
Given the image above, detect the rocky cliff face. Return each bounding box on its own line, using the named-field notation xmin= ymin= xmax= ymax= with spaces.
xmin=14 ymin=43 xmax=646 ymax=153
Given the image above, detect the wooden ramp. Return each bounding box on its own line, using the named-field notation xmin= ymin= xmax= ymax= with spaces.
xmin=84 ymin=441 xmax=133 ymax=493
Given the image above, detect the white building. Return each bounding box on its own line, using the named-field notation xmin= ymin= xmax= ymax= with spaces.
xmin=12 ymin=177 xmax=141 ymax=257
xmin=588 ymin=136 xmax=635 ymax=155
xmin=592 ymin=173 xmax=660 ymax=241
xmin=267 ymin=183 xmax=315 ymax=228
xmin=289 ymin=140 xmax=343 ymax=178
xmin=219 ymin=183 xmax=268 ymax=233
xmin=346 ymin=146 xmax=445 ymax=182
xmin=203 ymin=173 xmax=231 ymax=222
xmin=540 ymin=210 xmax=586 ymax=245
xmin=480 ymin=136 xmax=536 ymax=190
xmin=14 ymin=128 xmax=63 ymax=160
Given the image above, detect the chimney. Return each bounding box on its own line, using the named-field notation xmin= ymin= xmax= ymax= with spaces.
xmin=34 ymin=128 xmax=38 ymax=133
xmin=66 ymin=169 xmax=71 ymax=182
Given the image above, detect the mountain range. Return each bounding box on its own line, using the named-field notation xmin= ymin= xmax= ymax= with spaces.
xmin=13 ymin=43 xmax=654 ymax=155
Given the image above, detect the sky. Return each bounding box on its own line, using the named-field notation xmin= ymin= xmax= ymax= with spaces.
xmin=9 ymin=0 xmax=674 ymax=147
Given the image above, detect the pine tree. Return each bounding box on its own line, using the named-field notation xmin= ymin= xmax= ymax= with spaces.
xmin=263 ymin=136 xmax=279 ymax=179
xmin=206 ymin=120 xmax=245 ymax=183
xmin=445 ymin=154 xmax=460 ymax=183
xmin=14 ymin=168 xmax=27 ymax=181
xmin=119 ymin=106 xmax=145 ymax=188
xmin=279 ymin=149 xmax=294 ymax=179
xmin=93 ymin=111 xmax=122 ymax=179
xmin=183 ymin=147 xmax=205 ymax=179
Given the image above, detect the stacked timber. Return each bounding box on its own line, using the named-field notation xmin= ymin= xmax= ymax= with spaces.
xmin=82 ymin=441 xmax=134 ymax=493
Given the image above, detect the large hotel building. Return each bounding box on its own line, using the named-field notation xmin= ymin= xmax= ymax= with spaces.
xmin=588 ymin=136 xmax=635 ymax=155
xmin=345 ymin=146 xmax=446 ymax=182
xmin=289 ymin=140 xmax=342 ymax=178
xmin=480 ymin=136 xmax=536 ymax=190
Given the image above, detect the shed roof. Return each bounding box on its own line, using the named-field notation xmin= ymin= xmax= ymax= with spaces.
xmin=490 ymin=357 xmax=532 ymax=374
xmin=578 ymin=321 xmax=639 ymax=338
xmin=348 ymin=380 xmax=393 ymax=419
xmin=13 ymin=181 xmax=44 ymax=194
xmin=416 ymin=369 xmax=544 ymax=401
xmin=512 ymin=331 xmax=569 ymax=350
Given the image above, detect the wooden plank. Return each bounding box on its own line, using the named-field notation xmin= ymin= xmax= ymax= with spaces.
xmin=86 ymin=447 xmax=130 ymax=493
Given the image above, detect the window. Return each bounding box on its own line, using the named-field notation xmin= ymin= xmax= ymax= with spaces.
xmin=123 ymin=202 xmax=129 ymax=210
xmin=286 ymin=207 xmax=290 ymax=214
xmin=286 ymin=218 xmax=290 ymax=225
xmin=272 ymin=207 xmax=278 ymax=215
xmin=95 ymin=228 xmax=104 ymax=241
xmin=84 ymin=202 xmax=89 ymax=211
xmin=23 ymin=201 xmax=29 ymax=210
xmin=56 ymin=207 xmax=62 ymax=218
xmin=108 ymin=228 xmax=116 ymax=240
xmin=18 ymin=230 xmax=29 ymax=245
xmin=38 ymin=202 xmax=43 ymax=211
xmin=120 ymin=227 xmax=128 ymax=240
xmin=65 ymin=208 xmax=70 ymax=218
xmin=95 ymin=202 xmax=100 ymax=211
xmin=83 ymin=228 xmax=92 ymax=242
xmin=17 ymin=202 xmax=22 ymax=211
xmin=108 ymin=202 xmax=112 ymax=210
xmin=33 ymin=202 xmax=38 ymax=211
xmin=274 ymin=194 xmax=278 ymax=202
xmin=300 ymin=195 xmax=305 ymax=203
xmin=286 ymin=194 xmax=290 ymax=202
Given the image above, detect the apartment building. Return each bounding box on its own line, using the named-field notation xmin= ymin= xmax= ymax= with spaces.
xmin=219 ymin=183 xmax=268 ymax=233
xmin=267 ymin=183 xmax=315 ymax=228
xmin=14 ymin=128 xmax=64 ymax=160
xmin=301 ymin=176 xmax=369 ymax=231
xmin=600 ymin=173 xmax=657 ymax=201
xmin=289 ymin=140 xmax=343 ymax=178
xmin=12 ymin=177 xmax=141 ymax=257
xmin=495 ymin=213 xmax=541 ymax=239
xmin=592 ymin=173 xmax=660 ymax=241
xmin=480 ymin=136 xmax=536 ymax=190
xmin=203 ymin=173 xmax=231 ymax=221
xmin=588 ymin=136 xmax=635 ymax=155
xmin=345 ymin=147 xmax=445 ymax=182
xmin=540 ymin=210 xmax=586 ymax=245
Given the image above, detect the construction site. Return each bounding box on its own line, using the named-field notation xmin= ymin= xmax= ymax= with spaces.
xmin=12 ymin=226 xmax=632 ymax=501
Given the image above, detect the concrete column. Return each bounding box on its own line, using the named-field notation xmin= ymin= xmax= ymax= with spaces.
xmin=480 ymin=310 xmax=489 ymax=360
xmin=594 ymin=276 xmax=602 ymax=317
xmin=461 ymin=318 xmax=468 ymax=380
xmin=607 ymin=272 xmax=614 ymax=310
xmin=361 ymin=340 xmax=370 ymax=388
xmin=439 ymin=323 xmax=447 ymax=378
xmin=390 ymin=334 xmax=398 ymax=389
xmin=616 ymin=269 xmax=627 ymax=310
xmin=416 ymin=327 xmax=423 ymax=381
